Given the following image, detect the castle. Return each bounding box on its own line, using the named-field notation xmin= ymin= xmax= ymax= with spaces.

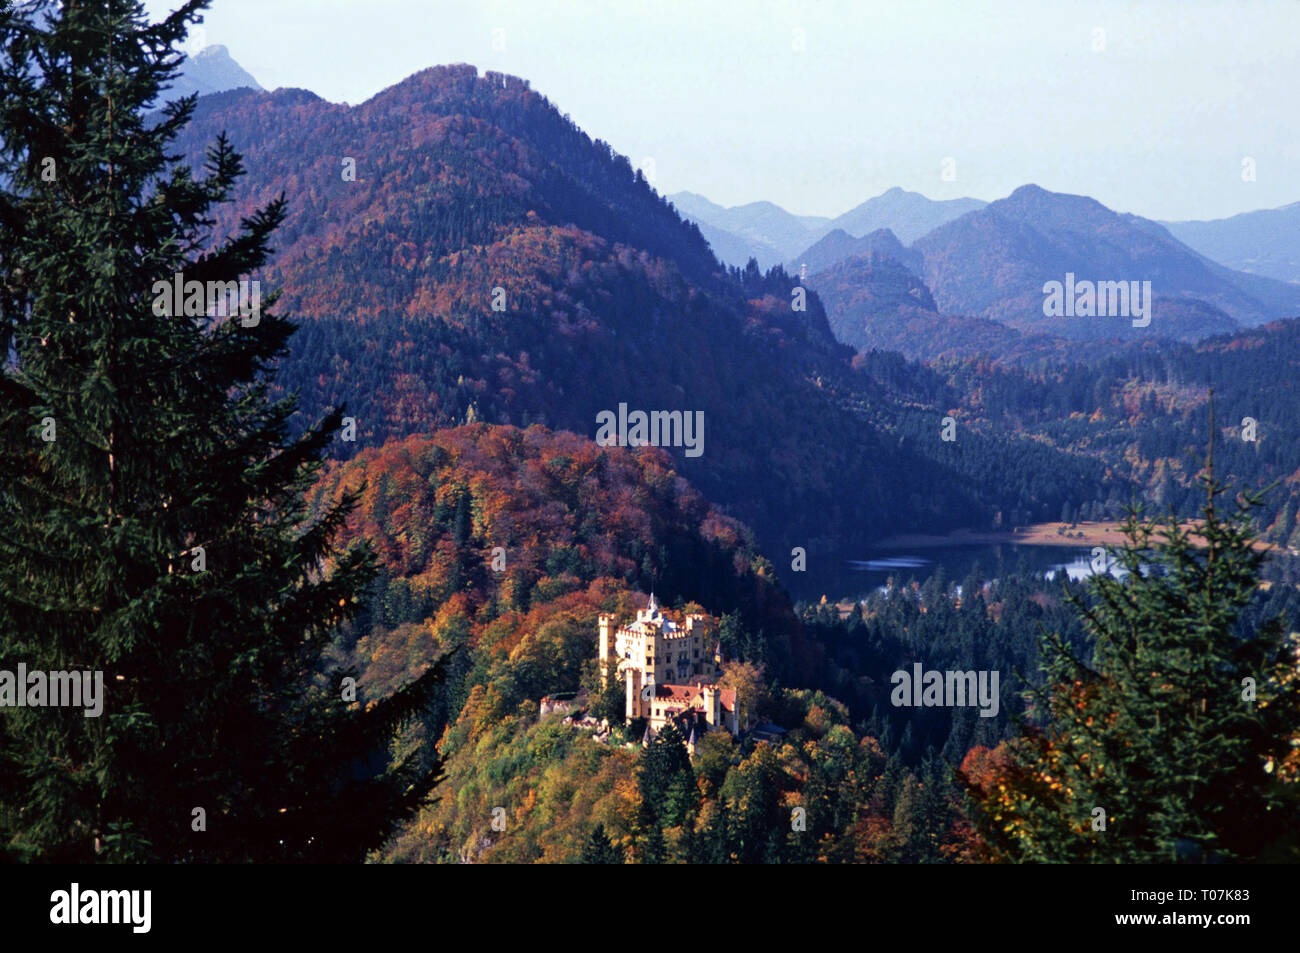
xmin=599 ymin=595 xmax=740 ymax=748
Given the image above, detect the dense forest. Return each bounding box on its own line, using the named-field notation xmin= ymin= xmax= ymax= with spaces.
xmin=303 ymin=422 xmax=1027 ymax=862
xmin=844 ymin=318 xmax=1300 ymax=559
xmin=302 ymin=421 xmax=1300 ymax=862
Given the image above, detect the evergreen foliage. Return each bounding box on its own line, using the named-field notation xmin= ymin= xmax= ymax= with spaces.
xmin=966 ymin=447 xmax=1300 ymax=862
xmin=0 ymin=0 xmax=447 ymax=862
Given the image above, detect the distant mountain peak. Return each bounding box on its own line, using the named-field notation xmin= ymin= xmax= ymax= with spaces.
xmin=791 ymin=226 xmax=922 ymax=277
xmin=828 ymin=189 xmax=986 ymax=247
xmin=910 ymin=185 xmax=1300 ymax=337
xmin=188 ymin=44 xmax=237 ymax=65
xmin=162 ymin=43 xmax=261 ymax=103
xmin=1000 ymin=184 xmax=1107 ymax=213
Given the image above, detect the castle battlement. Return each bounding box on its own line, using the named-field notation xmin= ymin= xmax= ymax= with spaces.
xmin=598 ymin=596 xmax=738 ymax=750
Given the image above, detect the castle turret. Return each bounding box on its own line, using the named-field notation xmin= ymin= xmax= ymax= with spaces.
xmin=636 ymin=592 xmax=662 ymax=624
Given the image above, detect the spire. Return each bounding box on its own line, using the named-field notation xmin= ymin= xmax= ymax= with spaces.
xmin=647 ymin=591 xmax=658 ymax=614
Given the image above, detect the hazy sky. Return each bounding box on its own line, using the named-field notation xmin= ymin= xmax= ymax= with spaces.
xmin=143 ymin=0 xmax=1300 ymax=222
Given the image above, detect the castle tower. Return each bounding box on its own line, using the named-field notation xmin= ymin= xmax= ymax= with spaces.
xmin=625 ymin=666 xmax=643 ymax=720
xmin=598 ymin=613 xmax=614 ymax=687
xmin=703 ymin=685 xmax=719 ymax=728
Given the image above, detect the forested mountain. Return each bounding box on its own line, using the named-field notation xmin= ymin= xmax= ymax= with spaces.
xmin=161 ymin=61 xmax=1300 ymax=564
xmin=168 ymin=65 xmax=1102 ymax=552
xmin=853 ymin=317 xmax=1300 ymax=556
xmin=913 ymin=185 xmax=1300 ymax=336
xmin=1163 ymin=202 xmax=1300 ymax=285
xmin=808 ymin=253 xmax=939 ymax=353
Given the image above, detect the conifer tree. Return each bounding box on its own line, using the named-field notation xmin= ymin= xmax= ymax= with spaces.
xmin=636 ymin=722 xmax=695 ymax=847
xmin=0 ymin=0 xmax=446 ymax=862
xmin=579 ymin=823 xmax=623 ymax=864
xmin=720 ymin=742 xmax=783 ymax=864
xmin=968 ymin=440 xmax=1300 ymax=862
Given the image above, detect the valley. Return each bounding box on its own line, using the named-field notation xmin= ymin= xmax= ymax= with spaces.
xmin=5 ymin=3 xmax=1298 ymax=874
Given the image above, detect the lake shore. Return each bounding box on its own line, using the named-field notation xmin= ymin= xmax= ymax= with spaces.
xmin=873 ymin=521 xmax=1280 ymax=552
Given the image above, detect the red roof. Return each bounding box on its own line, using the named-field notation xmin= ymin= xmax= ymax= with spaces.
xmin=652 ymin=684 xmax=737 ymax=714
xmin=654 ymin=684 xmax=702 ymax=705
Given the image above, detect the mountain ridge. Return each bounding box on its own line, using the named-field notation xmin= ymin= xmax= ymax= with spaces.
xmin=668 ymin=186 xmax=983 ymax=270
xmin=169 ymin=63 xmax=1098 ymax=552
xmin=1161 ymin=202 xmax=1300 ymax=286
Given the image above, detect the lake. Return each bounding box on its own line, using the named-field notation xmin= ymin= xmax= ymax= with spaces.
xmin=783 ymin=541 xmax=1100 ymax=604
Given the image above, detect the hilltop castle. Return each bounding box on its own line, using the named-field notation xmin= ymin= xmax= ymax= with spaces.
xmin=599 ymin=595 xmax=740 ymax=748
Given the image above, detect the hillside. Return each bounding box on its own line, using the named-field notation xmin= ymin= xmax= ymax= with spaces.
xmin=307 ymin=424 xmax=802 ymax=669
xmin=307 ymin=423 xmax=1058 ymax=863
xmin=887 ymin=317 xmax=1300 ymax=559
xmin=809 ymin=253 xmax=939 ymax=353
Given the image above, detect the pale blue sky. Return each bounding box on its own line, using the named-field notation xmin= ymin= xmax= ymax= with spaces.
xmin=143 ymin=0 xmax=1300 ymax=222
